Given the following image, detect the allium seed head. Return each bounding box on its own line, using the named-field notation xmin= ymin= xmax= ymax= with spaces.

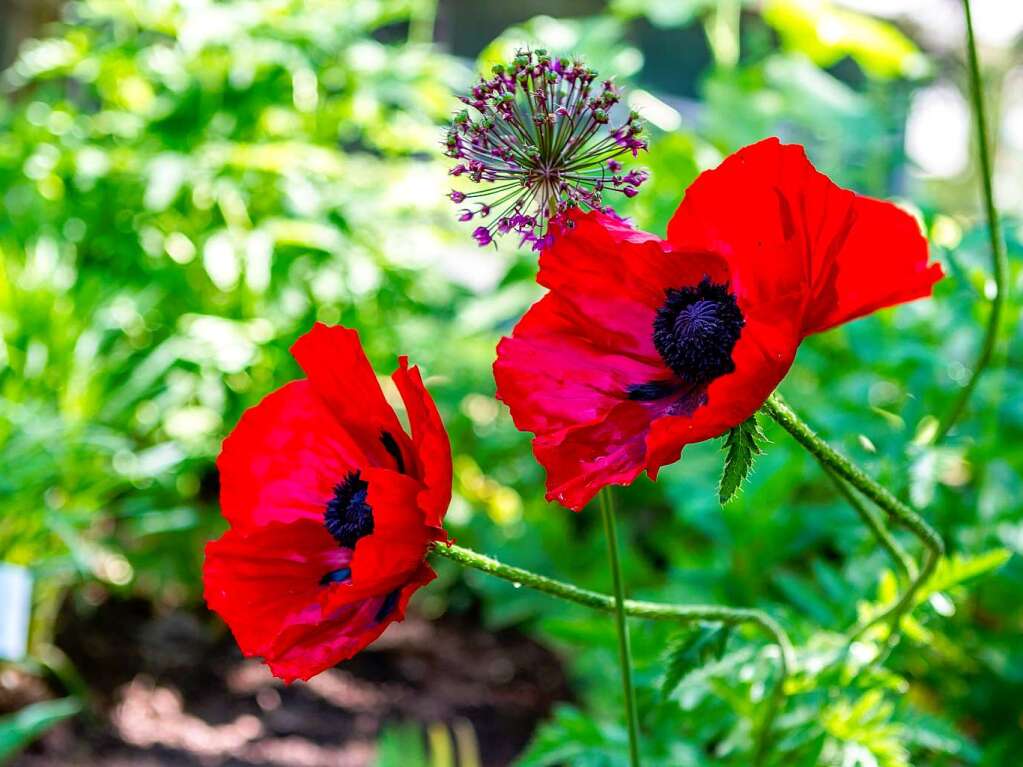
xmin=445 ymin=48 xmax=649 ymax=249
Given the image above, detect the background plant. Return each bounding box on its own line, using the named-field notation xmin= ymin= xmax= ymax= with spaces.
xmin=1 ymin=0 xmax=1021 ymax=765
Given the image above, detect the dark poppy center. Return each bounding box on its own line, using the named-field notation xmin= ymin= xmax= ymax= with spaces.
xmin=324 ymin=470 xmax=373 ymax=548
xmin=652 ymin=277 xmax=744 ymax=386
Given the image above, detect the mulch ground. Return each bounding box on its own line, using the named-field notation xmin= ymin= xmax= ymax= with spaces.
xmin=6 ymin=596 xmax=572 ymax=766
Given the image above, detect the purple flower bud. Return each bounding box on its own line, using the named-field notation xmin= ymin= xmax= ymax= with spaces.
xmin=459 ymin=209 xmax=474 ymax=222
xmin=530 ymin=233 xmax=553 ymax=252
xmin=473 ymin=226 xmax=493 ymax=246
xmin=449 ymin=190 xmax=466 ymax=203
xmin=623 ymin=170 xmax=649 ymax=187
xmin=622 ymin=187 xmax=638 ymax=198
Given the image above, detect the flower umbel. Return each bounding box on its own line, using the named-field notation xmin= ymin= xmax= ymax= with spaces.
xmin=446 ymin=48 xmax=648 ymax=249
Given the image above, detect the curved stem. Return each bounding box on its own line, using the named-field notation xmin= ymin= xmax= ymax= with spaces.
xmin=407 ymin=0 xmax=437 ymax=44
xmin=761 ymin=393 xmax=944 ymax=640
xmin=935 ymin=0 xmax=1008 ymax=442
xmin=599 ymin=488 xmax=642 ymax=767
xmin=823 ymin=466 xmax=917 ymax=582
xmin=430 ymin=541 xmax=794 ymax=759
xmin=705 ymin=0 xmax=741 ymax=69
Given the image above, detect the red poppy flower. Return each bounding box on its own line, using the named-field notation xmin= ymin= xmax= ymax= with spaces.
xmin=494 ymin=138 xmax=943 ymax=511
xmin=204 ymin=323 xmax=451 ymax=682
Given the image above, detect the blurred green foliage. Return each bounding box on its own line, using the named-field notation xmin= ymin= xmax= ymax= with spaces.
xmin=1 ymin=0 xmax=1021 ymax=765
xmin=0 ymin=698 xmax=80 ymax=763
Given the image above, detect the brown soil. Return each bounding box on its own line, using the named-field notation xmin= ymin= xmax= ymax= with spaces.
xmin=8 ymin=596 xmax=572 ymax=766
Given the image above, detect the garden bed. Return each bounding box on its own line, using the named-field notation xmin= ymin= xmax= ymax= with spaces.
xmin=8 ymin=597 xmax=571 ymax=766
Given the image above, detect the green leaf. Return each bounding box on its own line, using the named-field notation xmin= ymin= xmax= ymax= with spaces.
xmin=917 ymin=549 xmax=1013 ymax=605
xmin=516 ymin=704 xmax=627 ymax=767
xmin=821 ymin=690 xmax=909 ymax=767
xmin=762 ymin=0 xmax=928 ymax=80
xmin=375 ymin=723 xmax=428 ymax=767
xmin=774 ymin=571 xmax=840 ymax=625
xmin=610 ymin=0 xmax=713 ymax=28
xmin=661 ymin=624 xmax=732 ymax=698
xmin=718 ymin=413 xmax=767 ymax=504
xmin=0 ymin=698 xmax=81 ymax=763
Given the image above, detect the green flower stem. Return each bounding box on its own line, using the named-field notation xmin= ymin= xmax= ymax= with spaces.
xmin=823 ymin=466 xmax=918 ymax=582
xmin=430 ymin=540 xmax=794 ymax=761
xmin=599 ymin=487 xmax=642 ymax=767
xmin=706 ymin=0 xmax=741 ymax=69
xmin=761 ymin=392 xmax=944 ymax=639
xmin=408 ymin=0 xmax=437 ymax=44
xmin=935 ymin=0 xmax=1009 ymax=442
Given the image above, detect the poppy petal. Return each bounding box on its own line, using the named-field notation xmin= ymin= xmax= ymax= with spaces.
xmin=204 ymin=518 xmax=437 ymax=683
xmin=203 ymin=520 xmax=348 ymax=662
xmin=266 ymin=563 xmax=435 ymax=683
xmin=534 ymin=399 xmax=675 ymax=511
xmin=291 ymin=323 xmax=411 ymax=469
xmin=666 ymin=137 xmax=941 ymax=336
xmin=217 ymin=380 xmax=365 ymax=529
xmin=495 ymin=293 xmax=669 ymax=441
xmin=801 ymin=194 xmax=943 ymax=334
xmin=391 ymin=358 xmax=453 ymax=526
xmin=541 ymin=209 xmax=731 ymax=315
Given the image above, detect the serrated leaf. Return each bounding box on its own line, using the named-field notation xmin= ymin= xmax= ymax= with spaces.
xmin=661 ymin=623 xmax=732 ymax=698
xmin=516 ymin=704 xmax=627 ymax=767
xmin=821 ymin=690 xmax=909 ymax=767
xmin=718 ymin=413 xmax=767 ymax=504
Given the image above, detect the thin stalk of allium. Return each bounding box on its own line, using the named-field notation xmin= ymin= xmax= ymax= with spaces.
xmin=407 ymin=0 xmax=437 ymax=44
xmin=824 ymin=466 xmax=918 ymax=582
xmin=935 ymin=0 xmax=1009 ymax=443
xmin=599 ymin=487 xmax=642 ymax=767
xmin=761 ymin=393 xmax=944 ymax=642
xmin=706 ymin=0 xmax=741 ymax=69
xmin=430 ymin=541 xmax=793 ymax=759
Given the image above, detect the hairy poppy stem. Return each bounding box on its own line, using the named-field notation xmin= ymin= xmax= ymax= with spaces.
xmin=598 ymin=487 xmax=642 ymax=767
xmin=762 ymin=393 xmax=944 ymax=644
xmin=935 ymin=0 xmax=1008 ymax=442
xmin=430 ymin=540 xmax=793 ymax=761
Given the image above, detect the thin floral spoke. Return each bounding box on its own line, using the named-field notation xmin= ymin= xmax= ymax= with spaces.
xmin=935 ymin=0 xmax=1009 ymax=442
